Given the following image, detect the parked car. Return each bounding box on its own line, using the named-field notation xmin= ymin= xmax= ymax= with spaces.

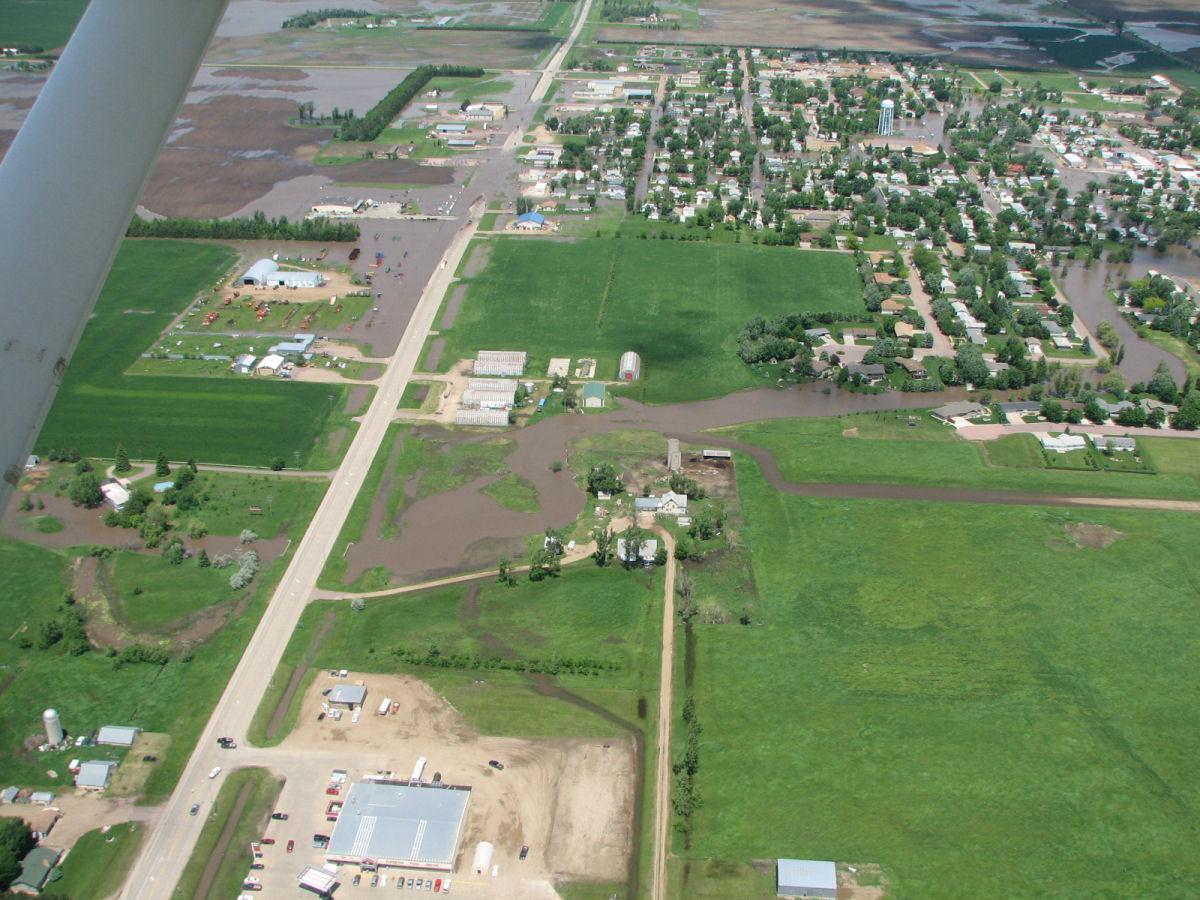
xmin=241 ymin=885 xmax=262 ymax=893
xmin=189 ymin=803 xmax=200 ymax=816
xmin=260 ymin=838 xmax=275 ymax=845
xmin=286 ymin=839 xmax=294 ymax=853
xmin=325 ymin=786 xmax=339 ymax=795
xmin=142 ymin=754 xmax=157 ymax=762
xmin=208 ymin=766 xmax=222 ymax=779
xmin=270 ymin=812 xmax=288 ymax=821
xmin=434 ymin=878 xmax=443 ymax=892
xmin=371 ymin=874 xmax=379 ymax=887
xmin=407 ymin=879 xmax=414 ymax=889
xmin=487 ymin=759 xmax=504 ymax=770
xmin=353 ymin=874 xmax=361 ymax=886
xmin=250 ymin=863 xmax=264 ymax=870
xmin=317 ymin=712 xmax=326 ymax=722
xmin=519 ymin=845 xmax=529 ymax=861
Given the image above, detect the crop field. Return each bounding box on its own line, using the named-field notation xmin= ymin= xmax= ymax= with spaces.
xmin=678 ymin=457 xmax=1200 ymax=897
xmin=0 ymin=0 xmax=88 ymax=49
xmin=728 ymin=412 xmax=1200 ymax=499
xmin=259 ymin=564 xmax=663 ymax=742
xmin=35 ymin=240 xmax=351 ymax=468
xmin=0 ymin=538 xmax=289 ymax=799
xmin=436 ymin=235 xmax=863 ymax=404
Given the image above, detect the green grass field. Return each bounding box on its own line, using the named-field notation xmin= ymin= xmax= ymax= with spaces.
xmin=484 ymin=473 xmax=541 ymax=511
xmin=728 ymin=411 xmax=1200 ymax=499
xmin=172 ymin=768 xmax=284 ymax=900
xmin=260 ymin=564 xmax=662 ymax=742
xmin=0 ymin=0 xmax=88 ymax=48
xmin=108 ymin=551 xmax=248 ymax=631
xmin=53 ymin=822 xmax=143 ymax=899
xmin=0 ymin=538 xmax=290 ymax=799
xmin=35 ymin=240 xmax=350 ymax=468
xmin=437 ymin=234 xmax=864 ymax=403
xmin=682 ymin=457 xmax=1200 ymax=897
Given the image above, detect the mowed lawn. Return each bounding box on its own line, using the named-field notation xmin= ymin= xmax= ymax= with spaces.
xmin=0 ymin=0 xmax=89 ymax=48
xmin=438 ymin=236 xmax=862 ymax=403
xmin=729 ymin=411 xmax=1200 ymax=500
xmin=683 ymin=459 xmax=1200 ymax=897
xmin=36 ymin=240 xmax=349 ymax=467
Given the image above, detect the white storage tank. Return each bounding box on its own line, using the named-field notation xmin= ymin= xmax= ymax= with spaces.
xmin=43 ymin=709 xmax=64 ymax=745
xmin=472 ymin=841 xmax=494 ymax=875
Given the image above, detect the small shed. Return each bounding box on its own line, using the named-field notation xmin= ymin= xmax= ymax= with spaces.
xmin=97 ymin=725 xmax=140 ymax=747
xmin=515 ymin=211 xmax=546 ymax=231
xmin=618 ymin=351 xmax=641 ymax=381
xmin=0 ymin=786 xmax=18 ymax=804
xmin=28 ymin=792 xmax=54 ymax=806
xmin=328 ymin=684 xmax=367 ymax=707
xmin=777 ymin=859 xmax=837 ymax=898
xmin=582 ymin=382 xmax=606 ymax=409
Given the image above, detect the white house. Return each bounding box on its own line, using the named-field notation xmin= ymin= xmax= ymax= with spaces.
xmin=634 ymin=490 xmax=688 ymax=517
xmin=1038 ymin=433 xmax=1086 ymax=453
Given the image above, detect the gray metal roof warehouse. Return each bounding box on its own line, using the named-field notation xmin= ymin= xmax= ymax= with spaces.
xmin=326 ymin=782 xmax=471 ymax=870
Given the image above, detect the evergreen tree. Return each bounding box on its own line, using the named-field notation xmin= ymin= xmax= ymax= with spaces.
xmin=114 ymin=444 xmax=132 ymax=474
xmin=155 ymin=450 xmax=170 ymax=477
xmin=198 ymin=549 xmax=210 ymax=568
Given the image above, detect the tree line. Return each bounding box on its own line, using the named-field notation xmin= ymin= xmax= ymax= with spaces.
xmin=282 ymin=8 xmax=372 ymax=28
xmin=127 ymin=212 xmax=359 ymax=242
xmin=338 ymin=65 xmax=485 ymax=142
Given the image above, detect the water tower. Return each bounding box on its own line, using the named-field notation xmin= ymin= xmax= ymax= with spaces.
xmin=43 ymin=709 xmax=64 ymax=745
xmin=878 ymin=99 xmax=895 ymax=136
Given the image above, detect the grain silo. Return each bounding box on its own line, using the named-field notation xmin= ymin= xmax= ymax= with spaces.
xmin=43 ymin=709 xmax=64 ymax=745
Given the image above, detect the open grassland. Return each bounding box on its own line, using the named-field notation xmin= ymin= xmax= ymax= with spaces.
xmin=172 ymin=767 xmax=284 ymax=900
xmin=35 ymin=240 xmax=349 ymax=468
xmin=53 ymin=822 xmax=144 ymax=900
xmin=0 ymin=0 xmax=88 ymax=48
xmin=437 ymin=234 xmax=863 ymax=404
xmin=258 ymin=564 xmax=662 ymax=743
xmin=728 ymin=411 xmax=1200 ymax=499
xmin=0 ymin=538 xmax=291 ymax=800
xmin=681 ymin=457 xmax=1200 ymax=897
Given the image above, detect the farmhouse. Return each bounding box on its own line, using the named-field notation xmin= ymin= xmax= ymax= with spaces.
xmin=634 ymin=490 xmax=688 ymax=517
xmin=619 ymin=351 xmax=642 ymax=381
xmin=583 ymin=382 xmax=606 ymax=408
xmin=475 ymin=350 xmax=527 ymax=377
xmin=326 ymin=782 xmax=471 ymax=872
xmin=240 ymin=259 xmax=323 ymax=289
xmin=1038 ymin=433 xmax=1086 ymax=453
xmin=10 ymin=847 xmax=61 ymax=896
xmin=777 ymin=859 xmax=837 ymax=899
xmin=232 ymin=354 xmax=256 ymax=375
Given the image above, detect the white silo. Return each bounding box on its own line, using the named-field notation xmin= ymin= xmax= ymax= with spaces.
xmin=878 ymin=98 xmax=895 ymax=136
xmin=43 ymin=709 xmax=64 ymax=745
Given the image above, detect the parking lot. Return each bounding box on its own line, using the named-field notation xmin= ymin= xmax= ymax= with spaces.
xmin=235 ymin=673 xmax=635 ymax=897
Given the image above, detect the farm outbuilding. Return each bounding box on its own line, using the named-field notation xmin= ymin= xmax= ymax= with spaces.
xmin=241 ymin=258 xmax=323 ymax=288
xmin=582 ymin=382 xmax=606 ymax=408
xmin=97 ymin=725 xmax=140 ymax=747
xmin=455 ymin=409 xmax=509 ymax=427
xmin=515 ymin=211 xmax=545 ymax=231
xmin=475 ymin=350 xmax=527 ymax=377
xmin=618 ymin=351 xmax=641 ymax=381
xmin=256 ymin=353 xmax=286 ymax=376
xmin=777 ymin=859 xmax=837 ymax=898
xmin=75 ymin=760 xmax=117 ymax=790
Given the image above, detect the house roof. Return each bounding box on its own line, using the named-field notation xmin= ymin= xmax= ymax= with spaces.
xmin=11 ymin=847 xmax=60 ymax=891
xmin=931 ymin=401 xmax=986 ymax=421
xmin=582 ymin=382 xmax=606 ymax=400
xmin=516 ymin=211 xmax=545 ymax=225
xmin=327 ymin=782 xmax=470 ymax=869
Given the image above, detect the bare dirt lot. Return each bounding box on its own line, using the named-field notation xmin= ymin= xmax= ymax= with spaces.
xmin=259 ymin=673 xmax=635 ymax=893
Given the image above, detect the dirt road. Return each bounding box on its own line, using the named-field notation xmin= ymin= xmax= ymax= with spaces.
xmin=649 ymin=527 xmax=677 ymax=900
